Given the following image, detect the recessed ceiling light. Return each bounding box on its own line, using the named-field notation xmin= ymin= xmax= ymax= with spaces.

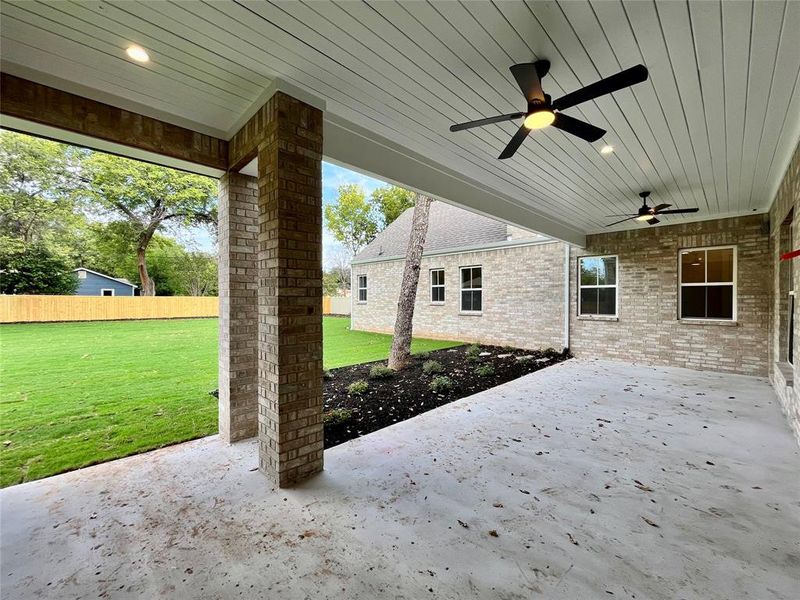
xmin=600 ymin=145 xmax=614 ymax=155
xmin=126 ymin=45 xmax=150 ymax=63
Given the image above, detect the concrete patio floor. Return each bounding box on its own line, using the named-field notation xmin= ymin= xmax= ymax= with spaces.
xmin=2 ymin=359 xmax=798 ymax=599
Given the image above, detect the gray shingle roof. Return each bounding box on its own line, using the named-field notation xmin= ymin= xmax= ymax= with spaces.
xmin=352 ymin=201 xmax=540 ymax=263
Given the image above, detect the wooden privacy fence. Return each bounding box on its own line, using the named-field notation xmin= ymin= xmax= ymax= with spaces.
xmin=0 ymin=295 xmax=218 ymax=323
xmin=1 ymin=295 xmax=351 ymax=323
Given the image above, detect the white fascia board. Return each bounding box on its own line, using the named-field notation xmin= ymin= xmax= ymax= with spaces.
xmin=351 ymin=237 xmax=560 ymax=266
xmin=322 ymin=113 xmax=586 ymax=247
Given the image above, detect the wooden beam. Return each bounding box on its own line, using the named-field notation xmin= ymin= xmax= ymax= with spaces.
xmin=0 ymin=73 xmax=228 ymax=171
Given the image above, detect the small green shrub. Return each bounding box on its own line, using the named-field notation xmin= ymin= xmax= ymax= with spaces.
xmin=474 ymin=364 xmax=495 ymax=377
xmin=347 ymin=380 xmax=369 ymax=395
xmin=369 ymin=364 xmax=395 ymax=379
xmin=416 ymin=350 xmax=431 ymax=360
xmin=422 ymin=359 xmax=444 ymax=374
xmin=465 ymin=344 xmax=481 ymax=358
xmin=429 ymin=376 xmax=454 ymax=393
xmin=322 ymin=370 xmax=334 ymax=381
xmin=323 ymin=408 xmax=353 ymax=425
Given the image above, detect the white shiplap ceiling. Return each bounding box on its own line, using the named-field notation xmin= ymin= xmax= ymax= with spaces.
xmin=1 ymin=0 xmax=798 ymax=240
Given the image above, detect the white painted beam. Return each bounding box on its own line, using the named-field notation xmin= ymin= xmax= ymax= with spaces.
xmin=323 ymin=113 xmax=586 ymax=247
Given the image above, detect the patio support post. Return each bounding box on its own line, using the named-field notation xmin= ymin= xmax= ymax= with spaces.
xmin=256 ymin=92 xmax=324 ymax=486
xmin=218 ymin=173 xmax=260 ymax=442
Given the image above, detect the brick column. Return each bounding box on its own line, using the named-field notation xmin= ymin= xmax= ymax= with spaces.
xmin=218 ymin=173 xmax=259 ymax=442
xmin=256 ymin=92 xmax=324 ymax=486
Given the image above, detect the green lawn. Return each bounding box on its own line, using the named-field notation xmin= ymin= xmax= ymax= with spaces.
xmin=0 ymin=317 xmax=459 ymax=488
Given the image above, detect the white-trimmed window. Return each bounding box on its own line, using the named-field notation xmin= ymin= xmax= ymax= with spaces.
xmin=430 ymin=268 xmax=445 ymax=303
xmin=679 ymin=246 xmax=736 ymax=321
xmin=101 ymin=288 xmax=115 ymax=297
xmin=357 ymin=275 xmax=367 ymax=303
xmin=578 ymin=255 xmax=617 ymax=316
xmin=77 ymin=270 xmax=87 ymax=279
xmin=460 ymin=266 xmax=482 ymax=313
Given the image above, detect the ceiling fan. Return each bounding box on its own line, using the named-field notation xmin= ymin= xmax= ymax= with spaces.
xmin=449 ymin=60 xmax=649 ymax=159
xmin=605 ymin=191 xmax=699 ymax=227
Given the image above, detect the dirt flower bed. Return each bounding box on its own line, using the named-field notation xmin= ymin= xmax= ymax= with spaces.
xmin=323 ymin=345 xmax=571 ymax=448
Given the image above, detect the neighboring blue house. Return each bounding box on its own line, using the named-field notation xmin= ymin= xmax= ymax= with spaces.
xmin=73 ymin=268 xmax=138 ymax=296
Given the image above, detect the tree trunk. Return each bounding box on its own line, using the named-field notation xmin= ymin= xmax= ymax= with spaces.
xmin=137 ymin=245 xmax=155 ymax=296
xmin=136 ymin=227 xmax=157 ymax=296
xmin=388 ymin=194 xmax=433 ymax=371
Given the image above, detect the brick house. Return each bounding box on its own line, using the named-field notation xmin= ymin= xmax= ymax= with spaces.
xmin=351 ymin=201 xmax=567 ymax=350
xmin=352 ymin=199 xmax=773 ymax=380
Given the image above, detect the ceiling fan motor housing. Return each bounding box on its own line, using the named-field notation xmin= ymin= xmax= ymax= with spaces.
xmin=528 ymin=95 xmax=551 ymax=112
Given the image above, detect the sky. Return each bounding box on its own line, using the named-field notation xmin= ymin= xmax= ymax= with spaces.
xmin=179 ymin=161 xmax=390 ymax=268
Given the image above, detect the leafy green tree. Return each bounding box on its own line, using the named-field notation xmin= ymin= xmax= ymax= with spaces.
xmin=371 ymin=185 xmax=415 ymax=228
xmin=170 ymin=251 xmax=218 ymax=296
xmin=76 ymin=153 xmax=217 ymax=295
xmin=0 ymin=237 xmax=78 ymax=295
xmin=323 ymin=271 xmax=341 ymax=296
xmin=324 ymin=184 xmax=379 ymax=256
xmin=0 ymin=130 xmax=84 ymax=248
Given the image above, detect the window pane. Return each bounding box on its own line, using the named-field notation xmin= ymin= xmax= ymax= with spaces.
xmin=707 ymin=285 xmax=733 ymax=319
xmin=461 ymin=268 xmax=471 ymax=287
xmin=681 ymin=286 xmax=706 ymax=318
xmin=471 ymin=268 xmax=482 ymax=289
xmin=598 ymin=257 xmax=616 ymax=285
xmin=432 ymin=287 xmax=444 ymax=302
xmin=472 ymin=291 xmax=482 ymax=312
xmin=598 ymin=288 xmax=616 ymax=315
xmin=580 ymin=288 xmax=598 ymax=315
xmin=431 ymin=270 xmax=443 ymax=286
xmin=359 ymin=289 xmax=367 ymax=302
xmin=461 ymin=290 xmax=471 ymax=311
xmin=707 ymin=249 xmax=734 ymax=283
xmin=580 ymin=258 xmax=599 ymax=285
xmin=681 ymin=250 xmax=705 ymax=283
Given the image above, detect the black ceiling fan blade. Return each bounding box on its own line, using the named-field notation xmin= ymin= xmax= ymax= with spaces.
xmin=551 ymin=113 xmax=606 ymax=142
xmin=450 ymin=112 xmax=525 ymax=132
xmin=498 ymin=124 xmax=531 ymax=159
xmin=647 ymin=217 xmax=660 ymax=225
xmin=656 ymin=208 xmax=700 ymax=215
xmin=552 ymin=64 xmax=649 ymax=111
xmin=605 ymin=215 xmax=638 ymax=227
xmin=652 ymin=203 xmax=671 ymax=212
xmin=509 ymin=61 xmax=548 ymax=103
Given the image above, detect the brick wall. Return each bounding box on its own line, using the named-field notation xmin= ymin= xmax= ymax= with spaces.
xmin=351 ymin=240 xmax=566 ymax=350
xmin=217 ymin=173 xmax=259 ymax=443
xmin=569 ymin=215 xmax=770 ymax=376
xmin=256 ymin=92 xmax=324 ymax=487
xmin=768 ymin=141 xmax=800 ymax=445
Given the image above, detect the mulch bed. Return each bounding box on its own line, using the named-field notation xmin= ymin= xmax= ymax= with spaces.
xmin=323 ymin=345 xmax=571 ymax=448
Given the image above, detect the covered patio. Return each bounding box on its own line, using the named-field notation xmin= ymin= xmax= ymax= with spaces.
xmin=2 ymin=359 xmax=797 ymax=599
xmin=2 ymin=1 xmax=800 ymax=596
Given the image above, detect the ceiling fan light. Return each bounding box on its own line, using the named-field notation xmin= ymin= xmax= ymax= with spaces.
xmin=523 ymin=110 xmax=555 ymax=130
xmin=635 ymin=214 xmax=654 ymax=221
xmin=600 ymin=144 xmax=614 ymax=155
